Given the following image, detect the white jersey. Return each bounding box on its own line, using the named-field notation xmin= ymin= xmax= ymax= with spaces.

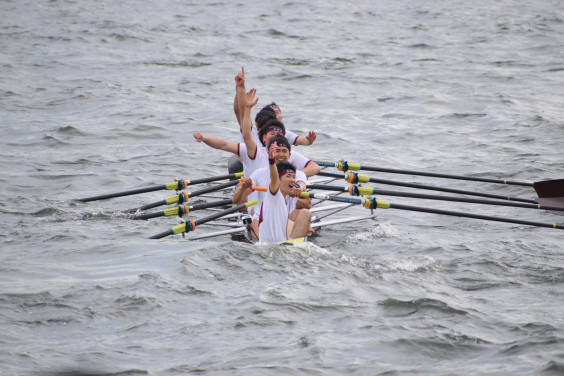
xmin=258 ymin=188 xmax=289 ymax=243
xmin=250 ymin=167 xmax=306 ymax=220
xmin=237 ymin=143 xmax=269 ymax=179
xmin=288 ymin=150 xmax=311 ymax=171
xmin=239 ymin=127 xmax=298 ymax=146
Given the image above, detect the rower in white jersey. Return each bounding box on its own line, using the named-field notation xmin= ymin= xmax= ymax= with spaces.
xmin=255 ymin=141 xmax=312 ymax=243
xmin=233 ymin=135 xmax=312 ymax=241
xmin=194 ymin=87 xmax=321 ymax=180
xmin=232 ymin=67 xmax=316 ymax=148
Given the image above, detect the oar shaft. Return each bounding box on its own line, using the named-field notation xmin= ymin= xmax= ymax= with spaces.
xmin=76 ymin=172 xmax=244 ymax=202
xmin=316 ymin=161 xmax=533 ymax=186
xmin=149 ymin=199 xmax=257 ymax=239
xmin=317 ymin=171 xmax=538 ymax=204
xmin=126 ymin=180 xmax=240 ymax=213
xmin=304 ymin=192 xmax=564 ymax=230
xmin=76 ymin=184 xmax=165 ymax=202
xmin=307 ymin=184 xmax=564 ymax=212
xmin=388 ymin=202 xmax=564 ymax=230
xmin=131 ymin=199 xmax=234 ymax=220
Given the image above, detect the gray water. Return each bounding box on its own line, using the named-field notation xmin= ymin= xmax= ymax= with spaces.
xmin=1 ymin=0 xmax=564 ymax=375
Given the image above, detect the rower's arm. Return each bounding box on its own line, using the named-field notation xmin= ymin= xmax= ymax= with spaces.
xmin=268 ymin=144 xmax=279 ymax=194
xmin=295 ymin=181 xmax=311 ymax=209
xmin=294 ymin=131 xmax=317 ymax=146
xmin=233 ymin=178 xmax=253 ymax=205
xmin=241 ymin=88 xmax=259 ymax=159
xmin=234 ymin=67 xmax=246 ymax=126
xmin=193 ymin=132 xmax=238 ymax=154
xmin=301 ymin=160 xmax=321 ymax=178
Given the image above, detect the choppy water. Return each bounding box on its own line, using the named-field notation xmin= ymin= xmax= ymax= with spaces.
xmin=1 ymin=0 xmax=564 ymax=375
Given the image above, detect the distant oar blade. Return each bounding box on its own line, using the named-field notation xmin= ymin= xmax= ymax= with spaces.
xmin=534 ymin=179 xmax=564 ymax=215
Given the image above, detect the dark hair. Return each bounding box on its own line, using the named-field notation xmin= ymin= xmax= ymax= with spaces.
xmin=258 ymin=120 xmax=286 ymax=146
xmin=267 ymin=135 xmax=291 ymax=152
xmin=260 ymin=102 xmax=280 ymax=113
xmin=276 ymin=160 xmax=296 ymax=175
xmin=254 ymin=107 xmax=277 ymax=128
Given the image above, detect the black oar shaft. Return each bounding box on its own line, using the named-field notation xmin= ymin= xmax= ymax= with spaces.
xmin=316 ymin=161 xmax=533 ymax=186
xmin=76 ymin=172 xmax=243 ymax=202
xmin=190 ymin=198 xmax=234 ymax=211
xmin=388 ymin=202 xmax=564 ymax=230
xmin=76 ymin=185 xmax=165 ymax=202
xmin=307 ymin=184 xmax=564 ymax=213
xmin=126 ymin=180 xmax=239 ymax=213
xmin=305 ymin=193 xmax=564 ymax=230
xmin=317 ymin=171 xmax=538 ymax=204
xmin=131 ymin=199 xmax=234 ymax=220
xmin=149 ymin=200 xmax=256 ymax=239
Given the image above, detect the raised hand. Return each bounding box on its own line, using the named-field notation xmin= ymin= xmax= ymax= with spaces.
xmin=235 ymin=66 xmax=245 ymax=88
xmin=268 ymin=141 xmax=278 ymax=160
xmin=245 ymin=88 xmax=259 ymax=108
xmin=306 ymin=131 xmax=317 ymax=144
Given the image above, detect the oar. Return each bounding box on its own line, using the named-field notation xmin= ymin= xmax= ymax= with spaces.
xmin=300 ymin=193 xmax=564 ymax=231
xmin=149 ymin=199 xmax=258 ymax=239
xmin=131 ymin=199 xmax=234 ymax=220
xmin=125 ymin=179 xmax=240 ymax=213
xmin=307 ymin=184 xmax=564 ymax=215
xmin=76 ymin=172 xmax=244 ymax=202
xmin=316 ymin=160 xmax=533 ymax=186
xmin=316 ymin=160 xmax=564 ymax=205
xmin=534 ymin=179 xmax=564 ymax=214
xmin=318 ymin=171 xmax=539 ymax=204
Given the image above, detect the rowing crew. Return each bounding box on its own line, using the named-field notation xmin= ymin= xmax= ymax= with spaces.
xmin=193 ymin=68 xmax=319 ymax=243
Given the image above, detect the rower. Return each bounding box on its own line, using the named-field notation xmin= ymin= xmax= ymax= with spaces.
xmin=233 ymin=135 xmax=312 ymax=241
xmin=229 ymin=67 xmax=316 ymax=173
xmin=194 ymin=88 xmax=320 ymax=179
xmin=257 ymin=141 xmax=311 ymax=243
xmin=232 ymin=67 xmax=316 ymax=147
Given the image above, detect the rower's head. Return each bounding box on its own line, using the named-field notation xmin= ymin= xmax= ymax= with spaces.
xmin=259 ymin=120 xmax=286 ymax=146
xmin=264 ymin=102 xmax=282 ymax=121
xmin=276 ymin=160 xmax=296 ymax=195
xmin=255 ymin=107 xmax=277 ymax=129
xmin=267 ymin=135 xmax=291 ymax=161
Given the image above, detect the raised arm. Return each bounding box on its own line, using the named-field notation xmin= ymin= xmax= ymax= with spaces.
xmin=268 ymin=141 xmax=279 ymax=194
xmin=294 ymin=131 xmax=317 ymax=146
xmin=233 ymin=67 xmax=246 ymax=126
xmin=193 ymin=132 xmax=238 ymax=154
xmin=241 ymin=88 xmax=259 ymax=159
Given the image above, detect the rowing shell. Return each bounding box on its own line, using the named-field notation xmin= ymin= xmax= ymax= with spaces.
xmin=188 ymin=210 xmax=378 ymax=242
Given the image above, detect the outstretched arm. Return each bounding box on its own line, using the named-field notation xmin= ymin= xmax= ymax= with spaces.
xmin=301 ymin=160 xmax=320 ymax=177
xmin=193 ymin=132 xmax=238 ymax=154
xmin=294 ymin=131 xmax=317 ymax=146
xmin=233 ymin=67 xmax=246 ymax=126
